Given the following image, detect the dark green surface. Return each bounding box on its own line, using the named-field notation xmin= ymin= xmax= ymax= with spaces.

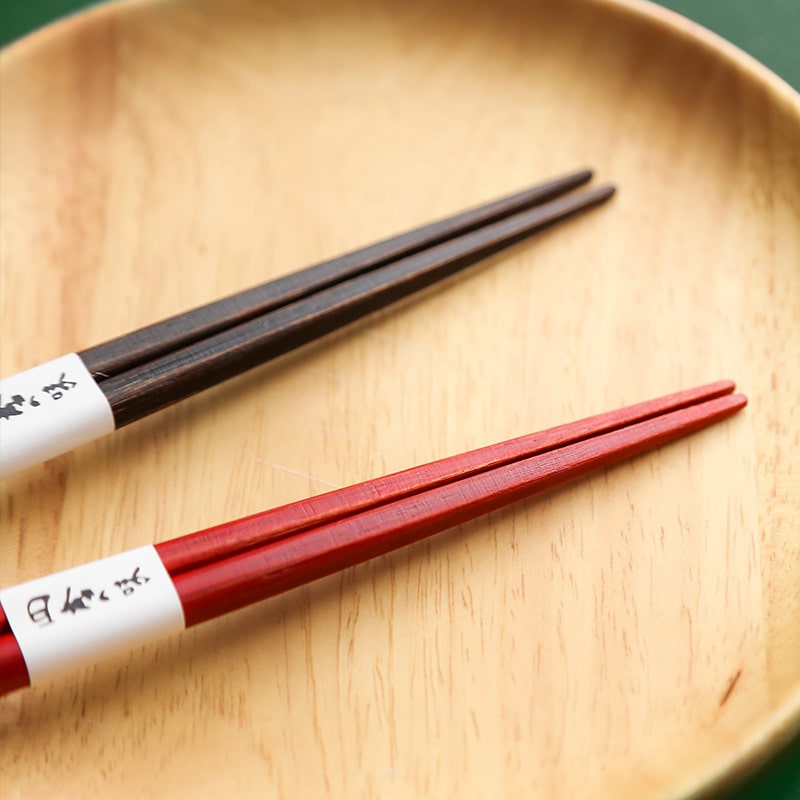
xmin=0 ymin=2 xmax=798 ymax=799
xmin=658 ymin=0 xmax=800 ymax=90
xmin=2 ymin=0 xmax=799 ymax=90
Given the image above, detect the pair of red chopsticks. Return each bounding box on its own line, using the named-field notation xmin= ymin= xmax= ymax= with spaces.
xmin=0 ymin=379 xmax=745 ymax=697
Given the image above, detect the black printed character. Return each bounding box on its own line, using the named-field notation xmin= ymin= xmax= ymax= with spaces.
xmin=42 ymin=373 xmax=78 ymax=401
xmin=26 ymin=595 xmax=54 ymax=626
xmin=0 ymin=395 xmax=26 ymax=419
xmin=114 ymin=567 xmax=150 ymax=596
xmin=61 ymin=587 xmax=97 ymax=614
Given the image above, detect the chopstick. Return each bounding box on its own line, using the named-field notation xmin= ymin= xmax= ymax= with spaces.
xmin=0 ymin=381 xmax=746 ymax=696
xmin=0 ymin=377 xmax=738 ymax=636
xmin=82 ymin=168 xmax=596 ymax=378
xmin=101 ymin=183 xmax=616 ymax=427
xmin=154 ymin=379 xmax=738 ymax=575
xmin=0 ymin=170 xmax=614 ymax=478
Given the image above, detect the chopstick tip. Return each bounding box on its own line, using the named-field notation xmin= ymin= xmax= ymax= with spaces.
xmin=710 ymin=378 xmax=737 ymax=395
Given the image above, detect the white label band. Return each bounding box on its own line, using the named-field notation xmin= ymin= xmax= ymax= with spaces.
xmin=0 ymin=353 xmax=115 ymax=478
xmin=0 ymin=546 xmax=185 ymax=685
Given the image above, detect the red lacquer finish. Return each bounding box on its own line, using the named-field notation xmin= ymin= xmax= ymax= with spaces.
xmin=175 ymin=392 xmax=746 ymax=627
xmin=155 ymin=380 xmax=736 ymax=575
xmin=0 ymin=384 xmax=746 ymax=695
xmin=0 ymin=629 xmax=30 ymax=695
xmin=0 ymin=380 xmax=738 ymax=638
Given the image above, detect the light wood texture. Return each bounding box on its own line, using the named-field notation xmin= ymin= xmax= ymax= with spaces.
xmin=1 ymin=0 xmax=798 ymax=797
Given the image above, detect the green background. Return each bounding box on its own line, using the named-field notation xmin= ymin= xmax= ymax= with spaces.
xmin=1 ymin=2 xmax=798 ymax=799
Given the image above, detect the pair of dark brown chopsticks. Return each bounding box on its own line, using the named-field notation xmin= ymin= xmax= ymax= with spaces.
xmin=0 ymin=169 xmax=613 ymax=478
xmin=85 ymin=168 xmax=613 ymax=425
xmin=0 ymin=379 xmax=746 ymax=696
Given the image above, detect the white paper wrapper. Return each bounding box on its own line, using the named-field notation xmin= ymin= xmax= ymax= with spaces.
xmin=0 ymin=546 xmax=185 ymax=685
xmin=0 ymin=353 xmax=115 ymax=478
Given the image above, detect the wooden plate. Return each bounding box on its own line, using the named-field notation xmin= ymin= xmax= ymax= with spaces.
xmin=1 ymin=0 xmax=798 ymax=797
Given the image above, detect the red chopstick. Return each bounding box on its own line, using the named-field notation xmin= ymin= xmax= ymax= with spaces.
xmin=155 ymin=379 xmax=737 ymax=575
xmin=0 ymin=383 xmax=746 ymax=697
xmin=175 ymin=390 xmax=746 ymax=625
xmin=0 ymin=379 xmax=735 ymax=639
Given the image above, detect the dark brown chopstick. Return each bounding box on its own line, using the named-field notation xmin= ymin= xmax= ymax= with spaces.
xmin=101 ymin=183 xmax=615 ymax=427
xmin=80 ymin=168 xmax=595 ymax=379
xmin=0 ymin=169 xmax=615 ymax=479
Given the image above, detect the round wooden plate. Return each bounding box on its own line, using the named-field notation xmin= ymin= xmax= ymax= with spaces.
xmin=1 ymin=0 xmax=798 ymax=797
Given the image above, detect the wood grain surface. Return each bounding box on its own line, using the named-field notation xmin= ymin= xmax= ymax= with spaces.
xmin=1 ymin=0 xmax=798 ymax=798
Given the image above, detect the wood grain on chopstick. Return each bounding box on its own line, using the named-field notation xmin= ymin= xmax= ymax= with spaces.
xmin=79 ymin=169 xmax=594 ymax=379
xmin=0 ymin=379 xmax=736 ymax=638
xmin=155 ymin=379 xmax=736 ymax=575
xmin=176 ymin=392 xmax=746 ymax=626
xmin=0 ymin=170 xmax=614 ymax=479
xmin=0 ymin=383 xmax=746 ymax=697
xmin=101 ymin=184 xmax=615 ymax=427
